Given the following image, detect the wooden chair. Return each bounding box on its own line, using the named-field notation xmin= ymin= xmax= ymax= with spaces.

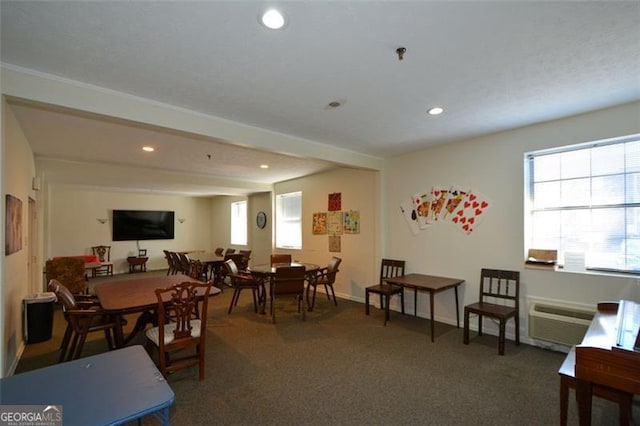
xmin=168 ymin=251 xmax=182 ymax=274
xmin=270 ymin=253 xmax=292 ymax=266
xmin=225 ymin=259 xmax=263 ymax=314
xmin=188 ymin=259 xmax=207 ymax=281
xmin=307 ymin=256 xmax=342 ymax=311
xmin=365 ymin=259 xmax=406 ymax=326
xmin=214 ymin=247 xmax=224 ymax=256
xmin=463 ymin=268 xmax=520 ymax=355
xmin=48 ymin=279 xmax=118 ymax=362
xmin=163 ymin=250 xmax=177 ymax=275
xmin=45 ymin=257 xmax=88 ymax=294
xmin=177 ymin=252 xmax=192 ymax=275
xmin=239 ymin=249 xmax=252 ymax=269
xmin=271 ymin=266 xmax=306 ymax=324
xmin=217 ymin=253 xmax=245 ymax=285
xmin=91 ymin=245 xmax=113 ymax=277
xmin=145 ymin=281 xmax=213 ymax=380
xmin=224 ymin=248 xmax=236 ymax=255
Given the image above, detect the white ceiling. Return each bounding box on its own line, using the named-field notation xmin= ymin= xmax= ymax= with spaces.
xmin=1 ymin=1 xmax=639 ymax=195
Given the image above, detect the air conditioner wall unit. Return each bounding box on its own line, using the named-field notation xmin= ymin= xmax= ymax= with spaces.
xmin=528 ymin=302 xmax=595 ymax=346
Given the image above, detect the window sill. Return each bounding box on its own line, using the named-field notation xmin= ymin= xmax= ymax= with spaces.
xmin=524 ymin=263 xmax=640 ymax=279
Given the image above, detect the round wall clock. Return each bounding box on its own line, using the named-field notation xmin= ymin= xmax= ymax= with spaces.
xmin=256 ymin=211 xmax=267 ymax=229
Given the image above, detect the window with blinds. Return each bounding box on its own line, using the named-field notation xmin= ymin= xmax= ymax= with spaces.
xmin=525 ymin=134 xmax=640 ymax=274
xmin=275 ymin=191 xmax=302 ymax=249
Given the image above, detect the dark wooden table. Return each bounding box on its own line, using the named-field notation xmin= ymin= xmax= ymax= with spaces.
xmin=383 ymin=273 xmax=465 ymax=342
xmin=247 ymin=263 xmax=320 ymax=314
xmin=95 ymin=274 xmax=220 ymax=346
xmin=127 ymin=256 xmax=148 ymax=273
xmin=188 ymin=251 xmax=225 ymax=282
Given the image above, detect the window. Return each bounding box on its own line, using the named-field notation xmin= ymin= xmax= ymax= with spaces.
xmin=276 ymin=191 xmax=302 ymax=249
xmin=525 ymin=134 xmax=640 ymax=274
xmin=230 ymin=200 xmax=247 ymax=245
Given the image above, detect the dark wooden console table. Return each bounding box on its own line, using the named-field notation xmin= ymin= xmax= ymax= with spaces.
xmin=127 ymin=256 xmax=148 ymax=273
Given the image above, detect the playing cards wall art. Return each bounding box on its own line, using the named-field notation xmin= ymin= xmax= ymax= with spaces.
xmin=405 ymin=186 xmax=491 ymax=235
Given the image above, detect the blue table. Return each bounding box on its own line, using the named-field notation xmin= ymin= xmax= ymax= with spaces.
xmin=0 ymin=345 xmax=175 ymax=425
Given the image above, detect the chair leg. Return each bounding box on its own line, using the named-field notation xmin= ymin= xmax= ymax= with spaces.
xmin=66 ymin=333 xmax=80 ymax=362
xmin=515 ymin=314 xmax=520 ymax=345
xmin=400 ymin=289 xmax=405 ymax=315
xmin=478 ymin=315 xmax=483 ymax=336
xmin=498 ymin=319 xmax=506 ymax=355
xmin=384 ymin=294 xmax=391 ymax=326
xmin=73 ymin=333 xmax=88 ymax=360
xmin=365 ymin=289 xmax=370 ymax=315
xmin=60 ymin=322 xmax=72 ymax=350
xmin=311 ymin=285 xmax=318 ymax=311
xmin=328 ymin=284 xmax=337 ymax=306
xmin=463 ymin=309 xmax=470 ymax=345
xmin=59 ymin=329 xmax=73 ymax=362
xmin=228 ymin=288 xmax=240 ymax=314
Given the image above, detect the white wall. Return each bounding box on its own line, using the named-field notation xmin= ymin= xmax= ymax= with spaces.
xmin=43 ymin=186 xmax=213 ymax=274
xmin=2 ymin=97 xmax=38 ymax=376
xmin=385 ymin=101 xmax=640 ymax=344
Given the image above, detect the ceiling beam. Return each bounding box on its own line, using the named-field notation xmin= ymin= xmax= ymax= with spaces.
xmin=1 ymin=64 xmax=384 ymax=171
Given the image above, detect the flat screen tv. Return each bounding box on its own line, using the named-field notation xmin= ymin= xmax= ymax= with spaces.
xmin=112 ymin=210 xmax=175 ymax=241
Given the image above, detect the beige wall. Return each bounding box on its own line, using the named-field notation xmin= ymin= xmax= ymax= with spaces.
xmin=386 ymin=101 xmax=640 ymax=346
xmin=208 ymin=192 xmax=272 ymax=268
xmin=43 ymin=186 xmax=213 ymax=274
xmin=2 ymin=97 xmax=38 ymax=376
xmin=275 ymin=167 xmax=380 ymax=300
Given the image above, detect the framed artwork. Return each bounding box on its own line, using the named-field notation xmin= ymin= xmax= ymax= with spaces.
xmin=328 ymin=193 xmax=341 ymax=211
xmin=343 ymin=210 xmax=360 ymax=234
xmin=329 ymin=235 xmax=341 ymax=253
xmin=312 ymin=212 xmax=327 ymax=235
xmin=5 ymin=194 xmax=23 ymax=255
xmin=327 ymin=211 xmax=343 ymax=235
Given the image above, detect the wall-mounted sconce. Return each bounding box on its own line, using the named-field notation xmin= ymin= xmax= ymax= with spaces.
xmin=177 ymin=218 xmax=186 ymax=224
xmin=97 ymin=218 xmax=108 ymax=224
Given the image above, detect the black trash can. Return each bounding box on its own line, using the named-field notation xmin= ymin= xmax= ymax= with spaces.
xmin=23 ymin=292 xmax=56 ymax=344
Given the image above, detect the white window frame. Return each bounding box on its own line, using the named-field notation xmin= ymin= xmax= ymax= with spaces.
xmin=275 ymin=191 xmax=302 ymax=249
xmin=525 ymin=134 xmax=640 ymax=275
xmin=230 ymin=200 xmax=247 ymax=246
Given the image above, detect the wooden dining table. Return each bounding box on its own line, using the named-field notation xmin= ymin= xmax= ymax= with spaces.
xmin=94 ymin=274 xmax=221 ymax=347
xmin=188 ymin=251 xmax=226 ymax=282
xmin=247 ymin=262 xmax=320 ymax=314
xmin=383 ymin=273 xmax=465 ymax=342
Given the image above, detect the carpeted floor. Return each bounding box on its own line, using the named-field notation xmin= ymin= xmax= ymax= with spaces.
xmin=17 ymin=271 xmax=634 ymax=425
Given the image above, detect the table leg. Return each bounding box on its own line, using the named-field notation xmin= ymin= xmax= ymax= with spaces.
xmin=114 ymin=314 xmax=125 ymax=348
xmin=124 ymin=310 xmax=156 ymax=346
xmin=576 ymin=378 xmax=593 ymax=426
xmin=429 ymin=291 xmax=435 ymax=343
xmin=454 ymin=285 xmax=460 ymax=328
xmin=414 ymin=288 xmax=418 ymax=316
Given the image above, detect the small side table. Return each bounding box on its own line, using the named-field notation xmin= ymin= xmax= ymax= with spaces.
xmin=127 ymin=256 xmax=148 ymax=273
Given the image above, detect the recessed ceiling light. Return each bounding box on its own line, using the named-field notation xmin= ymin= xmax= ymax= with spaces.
xmin=427 ymin=107 xmax=444 ymax=116
xmin=142 ymin=146 xmax=155 ymax=152
xmin=260 ymin=164 xmax=269 ymax=169
xmin=261 ymin=9 xmax=286 ymax=29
